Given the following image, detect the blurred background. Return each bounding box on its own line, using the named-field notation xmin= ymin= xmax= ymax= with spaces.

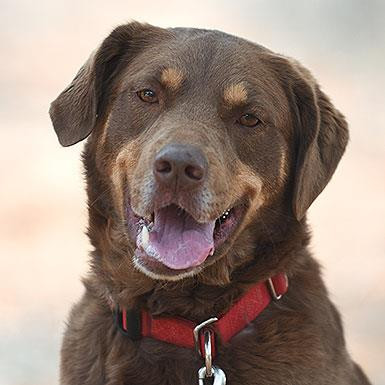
xmin=0 ymin=0 xmax=384 ymax=384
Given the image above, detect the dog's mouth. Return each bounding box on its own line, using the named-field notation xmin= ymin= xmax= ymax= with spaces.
xmin=127 ymin=202 xmax=245 ymax=277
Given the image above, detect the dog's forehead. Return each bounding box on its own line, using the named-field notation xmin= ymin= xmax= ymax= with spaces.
xmin=124 ymin=28 xmax=273 ymax=89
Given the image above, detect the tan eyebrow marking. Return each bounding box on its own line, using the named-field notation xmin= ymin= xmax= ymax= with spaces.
xmin=160 ymin=68 xmax=184 ymax=91
xmin=223 ymin=83 xmax=248 ymax=106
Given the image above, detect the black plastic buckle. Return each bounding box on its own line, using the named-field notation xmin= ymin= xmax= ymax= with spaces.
xmin=113 ymin=307 xmax=142 ymax=340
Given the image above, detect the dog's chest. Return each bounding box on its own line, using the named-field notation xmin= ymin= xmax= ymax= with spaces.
xmin=111 ymin=326 xmax=304 ymax=385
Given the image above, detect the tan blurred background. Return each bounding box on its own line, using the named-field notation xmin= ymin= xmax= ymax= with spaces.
xmin=0 ymin=0 xmax=384 ymax=384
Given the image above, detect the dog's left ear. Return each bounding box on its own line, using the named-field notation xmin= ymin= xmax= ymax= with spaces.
xmin=50 ymin=22 xmax=168 ymax=147
xmin=267 ymin=55 xmax=349 ymax=221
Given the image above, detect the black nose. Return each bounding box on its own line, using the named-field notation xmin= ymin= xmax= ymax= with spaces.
xmin=153 ymin=144 xmax=207 ymax=190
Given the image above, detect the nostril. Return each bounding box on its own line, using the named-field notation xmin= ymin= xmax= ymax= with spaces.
xmin=154 ymin=144 xmax=207 ymax=188
xmin=185 ymin=165 xmax=204 ymax=181
xmin=155 ymin=159 xmax=172 ymax=174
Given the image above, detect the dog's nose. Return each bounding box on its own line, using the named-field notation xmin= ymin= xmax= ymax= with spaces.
xmin=154 ymin=144 xmax=207 ymax=190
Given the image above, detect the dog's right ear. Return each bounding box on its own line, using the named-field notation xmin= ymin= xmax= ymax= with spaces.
xmin=49 ymin=22 xmax=168 ymax=147
xmin=49 ymin=52 xmax=97 ymax=147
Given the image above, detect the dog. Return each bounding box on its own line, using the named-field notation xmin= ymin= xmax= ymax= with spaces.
xmin=50 ymin=22 xmax=371 ymax=385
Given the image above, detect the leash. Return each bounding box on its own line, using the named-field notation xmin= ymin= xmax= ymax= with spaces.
xmin=113 ymin=273 xmax=288 ymax=384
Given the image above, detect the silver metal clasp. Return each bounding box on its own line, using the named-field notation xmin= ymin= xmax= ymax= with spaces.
xmin=198 ymin=366 xmax=226 ymax=385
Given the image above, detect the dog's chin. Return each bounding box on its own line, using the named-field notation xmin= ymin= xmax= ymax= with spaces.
xmin=126 ymin=200 xmax=248 ymax=281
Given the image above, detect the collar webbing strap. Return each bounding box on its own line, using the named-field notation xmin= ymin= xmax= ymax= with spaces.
xmin=114 ymin=273 xmax=288 ymax=358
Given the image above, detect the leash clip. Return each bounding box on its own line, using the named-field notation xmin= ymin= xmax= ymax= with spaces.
xmin=198 ymin=366 xmax=226 ymax=385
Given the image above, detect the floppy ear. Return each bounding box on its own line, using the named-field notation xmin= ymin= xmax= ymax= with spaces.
xmin=267 ymin=56 xmax=349 ymax=220
xmin=49 ymin=52 xmax=97 ymax=146
xmin=49 ymin=22 xmax=167 ymax=147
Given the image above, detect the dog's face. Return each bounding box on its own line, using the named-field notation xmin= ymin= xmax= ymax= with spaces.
xmin=50 ymin=23 xmax=348 ymax=283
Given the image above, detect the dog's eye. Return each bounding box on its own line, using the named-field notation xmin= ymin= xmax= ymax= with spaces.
xmin=238 ymin=113 xmax=260 ymax=127
xmin=137 ymin=89 xmax=158 ymax=103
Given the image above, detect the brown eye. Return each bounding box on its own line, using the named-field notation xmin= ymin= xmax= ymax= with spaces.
xmin=137 ymin=89 xmax=158 ymax=103
xmin=238 ymin=113 xmax=260 ymax=127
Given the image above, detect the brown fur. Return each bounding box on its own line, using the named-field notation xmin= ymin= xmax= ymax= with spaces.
xmin=50 ymin=22 xmax=371 ymax=384
xmin=223 ymin=83 xmax=248 ymax=107
xmin=160 ymin=68 xmax=184 ymax=91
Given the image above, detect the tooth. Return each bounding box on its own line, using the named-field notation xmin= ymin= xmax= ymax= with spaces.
xmin=140 ymin=225 xmax=149 ymax=247
xmin=209 ymin=248 xmax=214 ymax=256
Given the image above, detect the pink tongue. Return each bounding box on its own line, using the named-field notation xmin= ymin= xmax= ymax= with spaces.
xmin=148 ymin=205 xmax=215 ymax=270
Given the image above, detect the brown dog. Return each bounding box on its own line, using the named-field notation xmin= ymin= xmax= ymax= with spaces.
xmin=50 ymin=22 xmax=371 ymax=385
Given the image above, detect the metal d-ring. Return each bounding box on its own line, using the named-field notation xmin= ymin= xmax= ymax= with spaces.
xmin=193 ymin=317 xmax=218 ymax=356
xmin=194 ymin=317 xmax=227 ymax=383
xmin=203 ymin=329 xmax=213 ymax=377
xmin=267 ymin=277 xmax=282 ymax=301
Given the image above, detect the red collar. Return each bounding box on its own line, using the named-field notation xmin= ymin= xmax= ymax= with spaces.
xmin=114 ymin=273 xmax=288 ymax=357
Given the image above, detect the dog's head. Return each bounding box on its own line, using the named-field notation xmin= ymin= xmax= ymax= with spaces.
xmin=50 ymin=23 xmax=348 ymax=285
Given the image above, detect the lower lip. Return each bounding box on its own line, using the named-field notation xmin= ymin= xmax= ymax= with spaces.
xmin=134 ymin=248 xmax=199 ymax=276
